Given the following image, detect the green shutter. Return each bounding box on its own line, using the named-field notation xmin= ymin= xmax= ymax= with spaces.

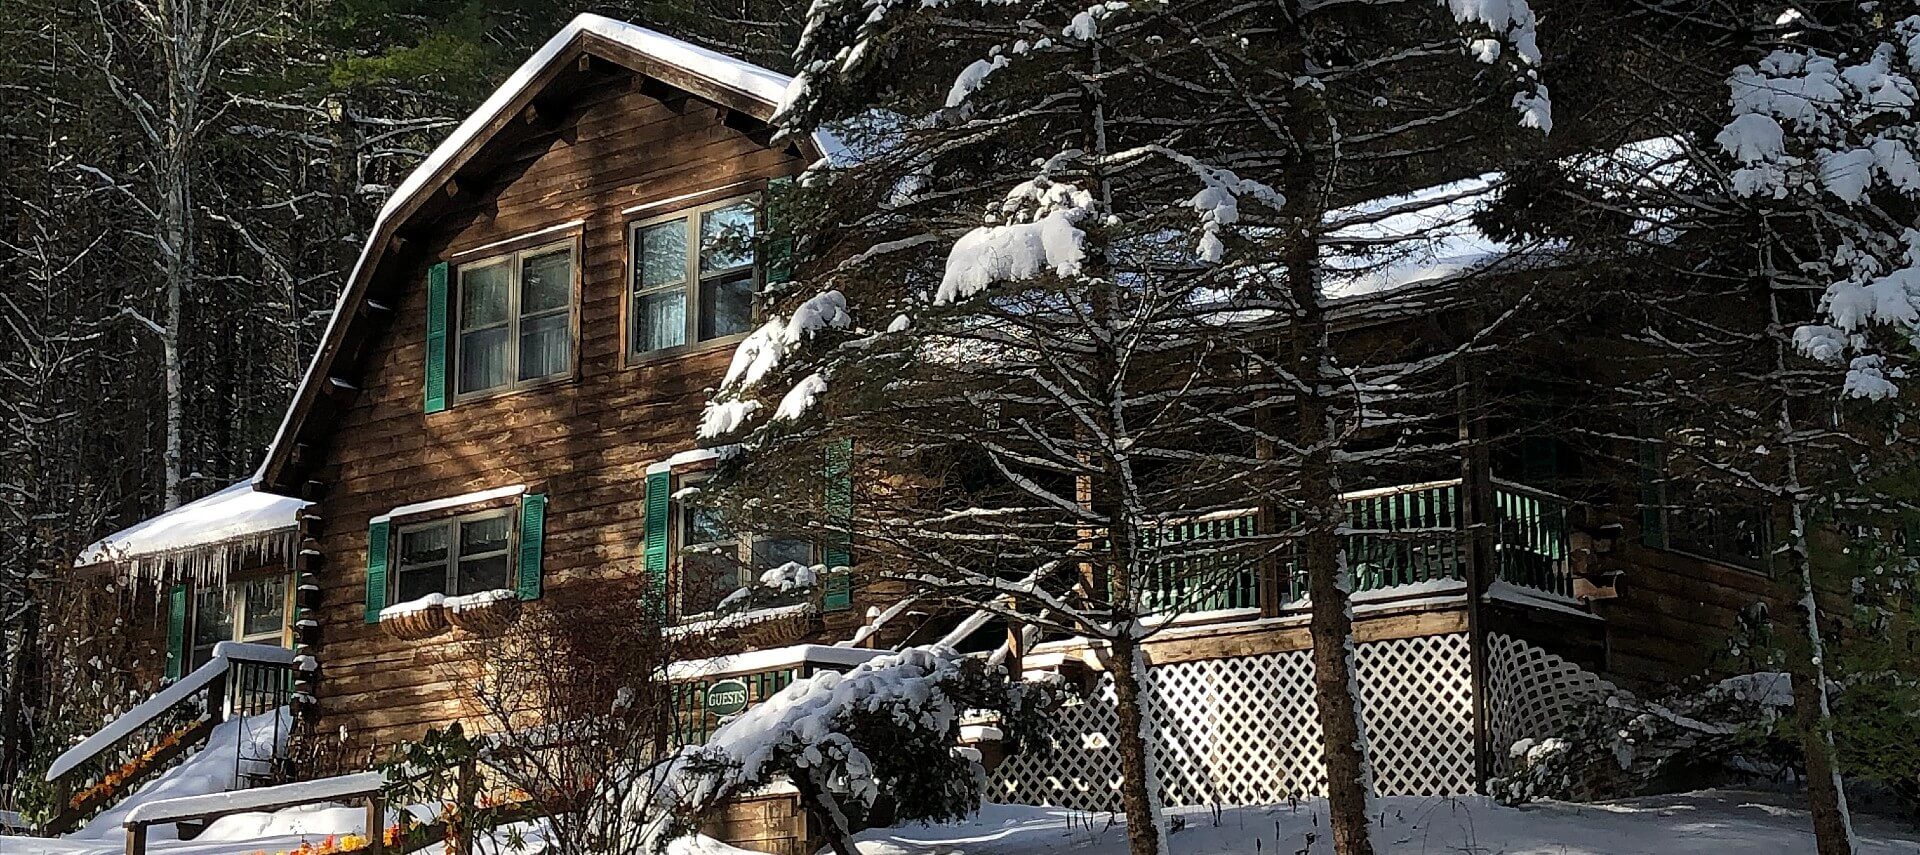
xmin=164 ymin=584 xmax=188 ymax=680
xmin=1639 ymin=441 xmax=1666 ymax=548
xmin=365 ymin=520 xmax=390 ymax=624
xmin=644 ymin=470 xmax=672 ymax=598
xmin=517 ymin=493 xmax=547 ymax=601
xmin=424 ymin=262 xmax=450 ymax=413
xmin=823 ymin=439 xmax=853 ymax=611
xmin=763 ymin=177 xmax=795 ymax=285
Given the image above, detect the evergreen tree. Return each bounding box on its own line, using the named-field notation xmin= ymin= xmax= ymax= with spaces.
xmin=700 ymin=3 xmax=1558 ymax=854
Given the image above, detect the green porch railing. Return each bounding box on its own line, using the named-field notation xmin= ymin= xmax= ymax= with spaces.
xmin=1138 ymin=478 xmax=1576 ymax=613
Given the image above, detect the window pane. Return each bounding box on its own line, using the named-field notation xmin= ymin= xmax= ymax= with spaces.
xmin=681 ymin=552 xmax=740 ymax=616
xmin=400 ymin=526 xmax=449 ymax=568
xmin=458 ymin=553 xmax=513 ymax=594
xmin=396 ymin=566 xmax=445 ymax=603
xmin=698 ymin=272 xmax=755 ymax=341
xmin=459 ymin=262 xmax=510 ymax=330
xmin=684 ymin=504 xmax=731 ymax=546
xmin=193 ymin=588 xmax=233 ymax=648
xmin=700 ymin=203 xmax=756 ymax=273
xmin=458 ymin=327 xmax=510 ymax=393
xmin=242 ymin=577 xmax=286 ymax=637
xmin=518 ymin=312 xmax=570 ymax=381
xmin=752 ymin=537 xmax=814 ymax=572
xmin=633 ymin=290 xmax=687 ymax=353
xmin=460 ymin=515 xmax=511 ymax=557
xmin=521 ymin=250 xmax=571 ymax=314
xmin=637 ymin=221 xmax=688 ymax=288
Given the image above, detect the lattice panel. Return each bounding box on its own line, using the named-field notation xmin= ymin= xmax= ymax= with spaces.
xmin=992 ymin=633 xmax=1475 ymax=810
xmin=1483 ymin=632 xmax=1616 ymax=776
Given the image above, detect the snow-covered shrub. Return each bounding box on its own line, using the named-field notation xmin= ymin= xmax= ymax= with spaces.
xmin=1490 ymin=673 xmax=1799 ymax=805
xmin=630 ymin=647 xmax=1055 ymax=854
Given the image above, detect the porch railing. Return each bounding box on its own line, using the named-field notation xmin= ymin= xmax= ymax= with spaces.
xmin=1139 ymin=478 xmax=1575 ymax=614
xmin=40 ymin=642 xmax=297 ymax=834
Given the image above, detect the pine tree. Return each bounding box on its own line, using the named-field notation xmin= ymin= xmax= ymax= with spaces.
xmin=701 ymin=3 xmax=1557 ymax=854
xmin=1532 ymin=6 xmax=1920 ymax=852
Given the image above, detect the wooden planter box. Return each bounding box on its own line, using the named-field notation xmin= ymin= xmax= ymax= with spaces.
xmin=382 ymin=605 xmax=449 ymax=640
xmin=449 ymin=596 xmax=520 ymax=635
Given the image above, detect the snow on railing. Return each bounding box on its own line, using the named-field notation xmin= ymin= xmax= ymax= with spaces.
xmin=47 ymin=642 xmax=295 ymax=782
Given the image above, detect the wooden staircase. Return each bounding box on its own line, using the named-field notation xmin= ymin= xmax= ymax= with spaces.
xmin=41 ymin=642 xmax=298 ymax=835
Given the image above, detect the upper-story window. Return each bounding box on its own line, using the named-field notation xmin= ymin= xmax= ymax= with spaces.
xmin=394 ymin=510 xmax=515 ymax=602
xmin=628 ymin=196 xmax=758 ymax=359
xmin=455 ymin=241 xmax=575 ymax=398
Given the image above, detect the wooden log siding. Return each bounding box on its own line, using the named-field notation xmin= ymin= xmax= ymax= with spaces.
xmin=302 ymin=68 xmax=843 ymax=753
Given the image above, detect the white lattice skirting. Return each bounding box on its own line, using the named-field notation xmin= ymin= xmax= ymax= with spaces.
xmin=991 ymin=631 xmax=1617 ymax=810
xmin=1482 ymin=632 xmax=1617 ymax=777
xmin=992 ymin=633 xmax=1477 ymax=810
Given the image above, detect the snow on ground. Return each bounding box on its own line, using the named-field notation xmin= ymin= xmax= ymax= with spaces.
xmin=7 ymin=789 xmax=1915 ymax=855
xmin=850 ymin=792 xmax=1920 ymax=855
xmin=70 ymin=710 xmax=291 ymax=840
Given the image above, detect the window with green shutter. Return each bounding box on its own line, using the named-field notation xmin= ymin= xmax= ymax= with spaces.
xmin=644 ymin=470 xmax=672 ymax=600
xmin=165 ymin=584 xmax=189 ymax=680
xmin=365 ymin=519 xmax=390 ymax=623
xmin=517 ymin=494 xmax=547 ymax=601
xmin=424 ymin=263 xmax=449 ymax=413
xmin=823 ymin=439 xmax=853 ymax=611
xmin=627 ymin=194 xmax=763 ymax=360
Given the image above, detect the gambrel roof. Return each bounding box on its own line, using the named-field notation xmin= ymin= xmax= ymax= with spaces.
xmin=255 ymin=14 xmax=825 ymax=496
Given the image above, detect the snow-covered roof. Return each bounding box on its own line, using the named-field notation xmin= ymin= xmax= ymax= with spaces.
xmin=1322 ymin=172 xmax=1518 ymax=300
xmin=259 ymin=15 xmax=832 ymax=494
xmin=75 ymin=481 xmax=308 ymax=576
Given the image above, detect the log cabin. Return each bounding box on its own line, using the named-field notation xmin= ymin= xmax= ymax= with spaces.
xmin=44 ymin=12 xmax=1848 ymax=851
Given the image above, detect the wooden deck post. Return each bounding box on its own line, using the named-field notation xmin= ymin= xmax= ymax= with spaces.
xmin=125 ymin=822 xmax=148 ymax=855
xmin=364 ymin=793 xmax=385 ymax=855
xmin=1458 ymin=365 xmax=1496 ymax=794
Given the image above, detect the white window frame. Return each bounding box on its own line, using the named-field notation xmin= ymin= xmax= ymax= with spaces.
xmin=625 ymin=194 xmax=762 ymax=363
xmin=453 ymin=239 xmax=578 ymax=402
xmin=393 ymin=508 xmax=518 ymax=602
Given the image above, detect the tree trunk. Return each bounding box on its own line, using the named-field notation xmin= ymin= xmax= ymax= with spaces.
xmin=1299 ymin=402 xmax=1375 ymax=855
xmin=1280 ymin=92 xmax=1376 ymax=855
xmin=1781 ymin=496 xmax=1857 ymax=855
xmin=792 ymin=766 xmax=859 ymax=855
xmin=1767 ymin=290 xmax=1857 ymax=855
xmin=1107 ymin=631 xmax=1169 ymax=855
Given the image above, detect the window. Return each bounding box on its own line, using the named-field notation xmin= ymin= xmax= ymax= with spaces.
xmin=672 ymin=474 xmax=815 ymax=618
xmin=629 ymin=197 xmax=759 ymax=358
xmin=190 ymin=586 xmax=235 ymax=669
xmin=188 ymin=576 xmax=289 ymax=669
xmin=455 ymin=242 xmax=574 ymax=398
xmin=1641 ymin=439 xmax=1768 ymax=571
xmin=394 ymin=511 xmax=515 ymax=602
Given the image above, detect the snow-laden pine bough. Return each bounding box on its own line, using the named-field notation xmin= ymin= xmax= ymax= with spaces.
xmin=623 ymin=646 xmax=1054 ymax=855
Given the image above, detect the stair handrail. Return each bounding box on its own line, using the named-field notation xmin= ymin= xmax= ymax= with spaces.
xmin=46 ymin=642 xmax=294 ymax=782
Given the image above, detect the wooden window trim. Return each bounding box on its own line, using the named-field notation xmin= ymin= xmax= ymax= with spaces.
xmin=450 ymin=236 xmax=581 ymax=406
xmin=622 ymin=193 xmax=763 ymax=368
xmin=392 ymin=507 xmax=519 ymax=602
